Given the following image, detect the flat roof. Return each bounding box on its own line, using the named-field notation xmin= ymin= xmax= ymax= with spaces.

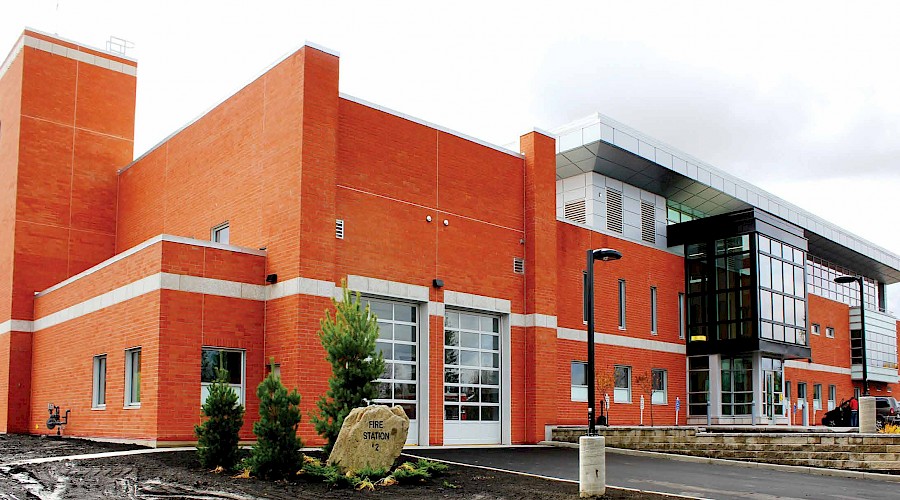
xmin=552 ymin=113 xmax=900 ymax=284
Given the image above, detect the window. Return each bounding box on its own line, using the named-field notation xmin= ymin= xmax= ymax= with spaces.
xmin=125 ymin=348 xmax=141 ymax=407
xmin=92 ymin=355 xmax=107 ymax=408
xmin=797 ymin=382 xmax=807 ymax=401
xmin=571 ymin=362 xmax=588 ymax=402
xmin=721 ymin=356 xmax=752 ymax=416
xmin=784 ymin=381 xmax=791 ymax=417
xmin=826 ymin=326 xmax=835 ymax=338
xmin=813 ymin=384 xmax=822 ymax=410
xmin=688 ymin=356 xmax=710 ymax=415
xmin=651 ymin=368 xmax=667 ymax=404
xmin=678 ymin=293 xmax=685 ymax=339
xmin=614 ymin=365 xmax=631 ymax=403
xmin=201 ymin=348 xmax=245 ymax=406
xmin=811 ymin=323 xmax=820 ymax=335
xmin=828 ymin=384 xmax=836 ymax=411
xmin=211 ymin=222 xmax=230 ymax=244
xmin=618 ymin=280 xmax=626 ymax=329
xmin=650 ymin=287 xmax=658 ymax=334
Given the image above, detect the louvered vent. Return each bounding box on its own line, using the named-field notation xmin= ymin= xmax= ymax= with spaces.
xmin=606 ymin=188 xmax=623 ymax=233
xmin=335 ymin=219 xmax=345 ymax=239
xmin=564 ymin=199 xmax=587 ymax=225
xmin=513 ymin=257 xmax=525 ymax=274
xmin=641 ymin=201 xmax=656 ymax=244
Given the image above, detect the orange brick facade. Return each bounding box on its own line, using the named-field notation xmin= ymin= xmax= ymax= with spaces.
xmin=1 ymin=30 xmax=898 ymax=445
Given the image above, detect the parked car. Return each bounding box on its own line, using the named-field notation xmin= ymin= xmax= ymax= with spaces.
xmin=875 ymin=396 xmax=898 ymax=429
xmin=822 ymin=399 xmax=851 ymax=426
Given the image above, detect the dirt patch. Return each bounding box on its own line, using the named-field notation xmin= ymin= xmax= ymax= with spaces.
xmin=0 ymin=435 xmax=669 ymax=499
xmin=0 ymin=434 xmax=145 ymax=464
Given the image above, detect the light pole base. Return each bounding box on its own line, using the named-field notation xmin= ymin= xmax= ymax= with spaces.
xmin=579 ymin=435 xmax=606 ymax=498
xmin=859 ymin=396 xmax=877 ymax=433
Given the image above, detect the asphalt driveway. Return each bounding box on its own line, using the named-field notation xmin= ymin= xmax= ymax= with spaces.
xmin=409 ymin=446 xmax=900 ymax=500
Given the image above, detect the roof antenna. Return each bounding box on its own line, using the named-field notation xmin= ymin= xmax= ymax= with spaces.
xmin=106 ymin=36 xmax=135 ymax=56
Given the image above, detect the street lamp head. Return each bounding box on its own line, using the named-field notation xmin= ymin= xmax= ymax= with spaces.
xmin=834 ymin=275 xmax=860 ymax=284
xmin=592 ymin=248 xmax=622 ymax=262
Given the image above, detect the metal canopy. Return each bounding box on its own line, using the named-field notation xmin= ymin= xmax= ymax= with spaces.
xmin=553 ymin=113 xmax=900 ymax=284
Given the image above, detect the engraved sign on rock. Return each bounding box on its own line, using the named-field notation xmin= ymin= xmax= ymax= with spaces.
xmin=327 ymin=404 xmax=410 ymax=473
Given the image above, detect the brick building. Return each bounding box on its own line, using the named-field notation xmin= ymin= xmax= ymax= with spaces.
xmin=0 ymin=29 xmax=898 ymax=446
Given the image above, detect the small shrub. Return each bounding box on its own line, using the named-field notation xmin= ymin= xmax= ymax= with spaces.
xmin=245 ymin=363 xmax=304 ymax=479
xmin=194 ymin=368 xmax=244 ymax=471
xmin=391 ymin=462 xmax=431 ymax=484
xmin=355 ymin=466 xmax=390 ymax=482
xmin=415 ymin=459 xmax=448 ymax=476
xmin=880 ymin=423 xmax=900 ymax=434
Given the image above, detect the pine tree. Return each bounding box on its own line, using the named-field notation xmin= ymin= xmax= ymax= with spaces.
xmin=312 ymin=284 xmax=385 ymax=453
xmin=246 ymin=362 xmax=304 ymax=479
xmin=194 ymin=368 xmax=245 ymax=471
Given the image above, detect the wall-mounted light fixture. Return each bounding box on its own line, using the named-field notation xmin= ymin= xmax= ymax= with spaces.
xmin=265 ymin=274 xmax=278 ymax=284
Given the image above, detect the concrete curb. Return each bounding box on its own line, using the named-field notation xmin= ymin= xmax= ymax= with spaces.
xmin=0 ymin=446 xmax=197 ymax=467
xmin=539 ymin=441 xmax=900 ymax=483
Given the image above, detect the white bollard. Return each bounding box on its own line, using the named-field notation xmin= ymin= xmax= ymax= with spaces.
xmin=579 ymin=435 xmax=606 ymax=498
xmin=859 ymin=396 xmax=877 ymax=433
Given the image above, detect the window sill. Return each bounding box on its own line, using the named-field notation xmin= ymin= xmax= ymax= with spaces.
xmin=124 ymin=404 xmax=141 ymax=409
xmin=91 ymin=405 xmax=106 ymax=411
xmin=618 ymin=327 xmax=627 ymax=331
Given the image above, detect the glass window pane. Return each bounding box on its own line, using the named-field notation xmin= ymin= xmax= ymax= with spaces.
xmin=459 ymin=369 xmax=479 ymax=385
xmin=370 ymin=301 xmax=392 ymax=320
xmin=460 ymin=386 xmax=478 ymax=403
xmin=444 ymin=348 xmax=459 ymax=366
xmin=461 ymin=406 xmax=479 ymax=421
xmin=201 ymin=350 xmax=219 ymax=383
xmin=445 ymin=405 xmax=460 ymax=420
xmin=481 ymin=370 xmax=499 ymax=385
xmin=445 ymin=330 xmax=458 ymax=346
xmin=395 ymin=324 xmax=415 ymax=342
xmin=445 ymin=312 xmax=459 ymax=329
xmin=396 ymin=383 xmax=416 ymax=400
xmin=759 ymin=256 xmax=771 ymax=289
xmin=481 ymin=406 xmax=500 ymax=421
xmin=481 ymin=334 xmax=499 ymax=351
xmin=482 ymin=388 xmax=500 ymax=403
xmin=395 ymin=304 xmax=415 ymax=322
xmin=377 ymin=341 xmax=393 ymax=360
xmin=461 ymin=314 xmax=479 ymax=330
xmin=461 ymin=332 xmax=480 ymax=348
xmin=394 ymin=363 xmax=415 ymax=381
xmin=460 ymin=350 xmax=479 ymax=367
xmin=377 ymin=322 xmax=392 ymax=340
xmin=444 ymin=368 xmax=459 ymax=384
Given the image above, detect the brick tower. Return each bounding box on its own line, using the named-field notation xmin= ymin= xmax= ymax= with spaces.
xmin=0 ymin=29 xmax=136 ymax=432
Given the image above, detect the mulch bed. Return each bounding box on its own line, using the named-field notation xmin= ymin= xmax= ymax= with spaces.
xmin=0 ymin=435 xmax=668 ymax=499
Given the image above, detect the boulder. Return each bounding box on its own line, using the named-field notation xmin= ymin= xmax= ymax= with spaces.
xmin=327 ymin=405 xmax=409 ymax=473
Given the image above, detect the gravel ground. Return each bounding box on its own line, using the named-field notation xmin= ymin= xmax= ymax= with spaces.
xmin=0 ymin=435 xmax=669 ymax=499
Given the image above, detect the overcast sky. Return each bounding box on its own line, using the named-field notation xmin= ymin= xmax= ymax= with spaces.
xmin=4 ymin=1 xmax=900 ymax=312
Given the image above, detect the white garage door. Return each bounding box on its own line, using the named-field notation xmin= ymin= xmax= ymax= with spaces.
xmin=443 ymin=310 xmax=501 ymax=445
xmin=368 ymin=298 xmax=419 ymax=445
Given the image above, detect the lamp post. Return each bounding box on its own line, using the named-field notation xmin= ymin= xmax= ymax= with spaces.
xmin=585 ymin=248 xmax=622 ymax=435
xmin=835 ymin=275 xmax=869 ymax=396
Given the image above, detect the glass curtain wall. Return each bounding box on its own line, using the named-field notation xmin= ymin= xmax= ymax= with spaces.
xmin=757 ymin=235 xmax=808 ymax=346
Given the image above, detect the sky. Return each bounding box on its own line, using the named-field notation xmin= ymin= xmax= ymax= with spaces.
xmin=3 ymin=1 xmax=900 ymax=312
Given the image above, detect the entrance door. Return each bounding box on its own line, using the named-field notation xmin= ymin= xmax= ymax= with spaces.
xmin=762 ymin=371 xmax=783 ymax=421
xmin=443 ymin=310 xmax=501 ymax=445
xmin=368 ymin=298 xmax=419 ymax=445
